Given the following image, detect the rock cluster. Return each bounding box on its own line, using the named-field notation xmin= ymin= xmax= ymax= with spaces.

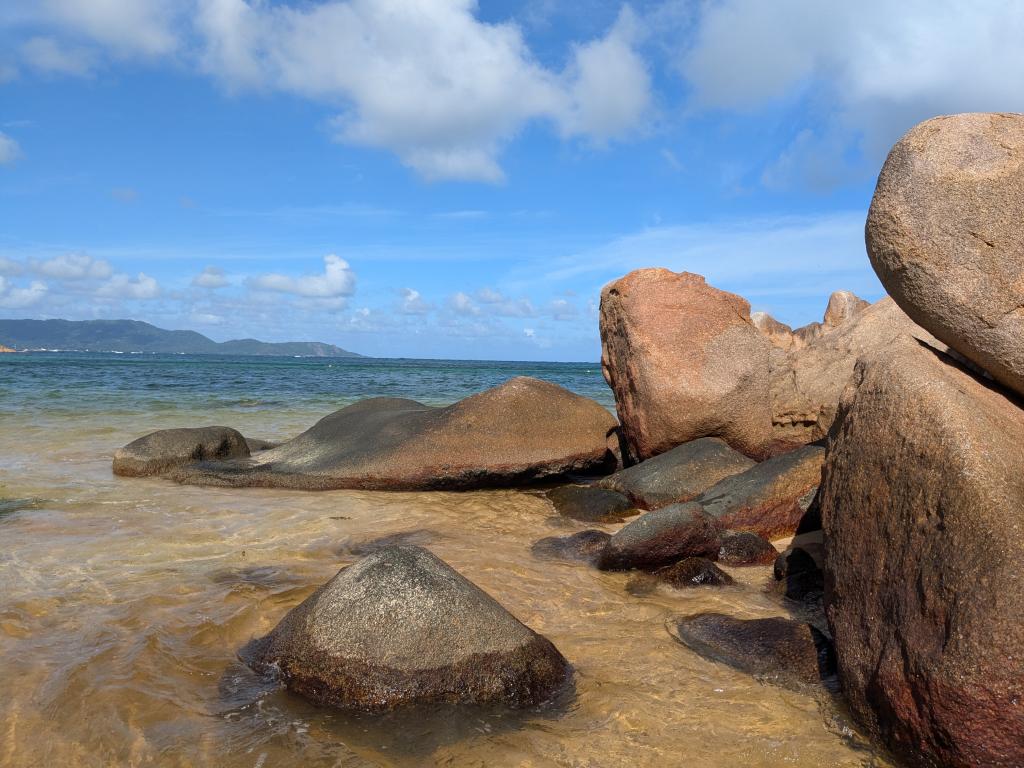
xmin=819 ymin=113 xmax=1024 ymax=767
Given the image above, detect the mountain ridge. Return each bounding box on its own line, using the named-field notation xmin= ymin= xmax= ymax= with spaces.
xmin=0 ymin=319 xmax=364 ymax=357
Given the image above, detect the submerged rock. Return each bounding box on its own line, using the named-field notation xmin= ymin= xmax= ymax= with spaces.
xmin=717 ymin=531 xmax=777 ymax=567
xmin=530 ymin=530 xmax=611 ymax=565
xmin=113 ymin=426 xmax=250 ymax=477
xmin=695 ymin=444 xmax=824 ymax=539
xmin=627 ymin=557 xmax=733 ymax=595
xmin=545 ymin=485 xmax=635 ymax=523
xmin=128 ymin=377 xmax=617 ymax=491
xmin=597 ymin=503 xmax=722 ymax=572
xmin=245 ymin=546 xmax=571 ymax=711
xmin=669 ymin=613 xmax=835 ymax=691
xmin=867 ymin=112 xmax=1024 ymax=398
xmin=655 ymin=557 xmax=733 ymax=588
xmin=821 ymin=334 xmax=1024 ymax=768
xmin=599 ymin=269 xmax=773 ymax=460
xmin=597 ymin=437 xmax=754 ymax=510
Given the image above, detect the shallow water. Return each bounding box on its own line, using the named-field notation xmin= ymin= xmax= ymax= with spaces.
xmin=0 ymin=354 xmax=889 ymax=767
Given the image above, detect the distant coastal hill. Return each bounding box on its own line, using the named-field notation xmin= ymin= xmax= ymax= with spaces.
xmin=0 ymin=319 xmax=363 ymax=357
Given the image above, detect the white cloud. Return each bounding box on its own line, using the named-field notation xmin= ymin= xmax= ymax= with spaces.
xmin=448 ymin=291 xmax=480 ymax=316
xmin=32 ymin=252 xmax=113 ymax=280
xmin=546 ymin=297 xmax=579 ymax=320
xmin=96 ymin=272 xmax=160 ymax=299
xmin=3 ymin=1 xmax=652 ymax=182
xmin=0 ymin=277 xmax=48 ymax=308
xmin=472 ymin=287 xmax=535 ymax=317
xmin=398 ymin=287 xmax=431 ymax=315
xmin=250 ymin=254 xmax=356 ymax=298
xmin=17 ymin=0 xmax=180 ymax=58
xmin=189 ymin=311 xmax=224 ymax=325
xmin=0 ymin=256 xmax=24 ymax=275
xmin=557 ymin=7 xmax=651 ymax=142
xmin=0 ymin=132 xmax=21 ymax=165
xmin=20 ymin=36 xmax=95 ymax=76
xmin=196 ymin=0 xmax=651 ymax=182
xmin=680 ymin=0 xmax=1024 ymax=186
xmin=192 ymin=265 xmax=229 ymax=288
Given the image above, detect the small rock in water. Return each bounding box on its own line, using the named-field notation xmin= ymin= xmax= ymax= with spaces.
xmin=597 ymin=503 xmax=722 ymax=571
xmin=339 ymin=529 xmax=440 ymax=556
xmin=244 ymin=545 xmax=571 ymax=711
xmin=531 ymin=530 xmax=611 ymax=565
xmin=669 ymin=613 xmax=836 ymax=691
xmin=113 ymin=426 xmax=250 ymax=477
xmin=658 ymin=558 xmax=734 ymax=588
xmin=545 ymin=485 xmax=635 ymax=523
xmin=717 ymin=531 xmax=778 ymax=566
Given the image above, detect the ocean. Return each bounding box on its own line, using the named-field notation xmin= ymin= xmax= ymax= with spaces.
xmin=0 ymin=353 xmax=883 ymax=767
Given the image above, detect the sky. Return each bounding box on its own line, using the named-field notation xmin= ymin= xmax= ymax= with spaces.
xmin=1 ymin=1 xmax=1022 ymax=361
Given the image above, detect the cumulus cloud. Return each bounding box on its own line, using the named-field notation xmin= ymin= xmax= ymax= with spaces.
xmin=192 ymin=265 xmax=229 ymax=288
xmin=680 ymin=0 xmax=1024 ymax=186
xmin=189 ymin=311 xmax=224 ymax=325
xmin=0 ymin=276 xmax=48 ymax=308
xmin=546 ymin=298 xmax=579 ymax=320
xmin=557 ymin=7 xmax=651 ymax=143
xmin=96 ymin=272 xmax=160 ymax=299
xmin=398 ymin=287 xmax=431 ymax=315
xmin=473 ymin=287 xmax=535 ymax=317
xmin=250 ymin=254 xmax=356 ymax=298
xmin=195 ymin=0 xmax=651 ymax=181
xmin=0 ymin=132 xmax=21 ymax=165
xmin=9 ymin=0 xmax=180 ymax=58
xmin=20 ymin=35 xmax=95 ymax=76
xmin=448 ymin=291 xmax=480 ymax=316
xmin=31 ymin=252 xmax=113 ymax=280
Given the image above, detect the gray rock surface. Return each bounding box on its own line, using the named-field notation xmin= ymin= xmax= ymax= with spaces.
xmin=696 ymin=444 xmax=824 ymax=539
xmin=123 ymin=377 xmax=618 ymax=490
xmin=246 ymin=546 xmax=571 ymax=710
xmin=113 ymin=426 xmax=250 ymax=477
xmin=597 ymin=438 xmax=754 ymax=510
xmin=597 ymin=502 xmax=722 ymax=571
xmin=546 ymin=485 xmax=635 ymax=523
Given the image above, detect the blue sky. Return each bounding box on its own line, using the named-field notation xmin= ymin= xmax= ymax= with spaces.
xmin=1 ymin=0 xmax=1021 ymax=360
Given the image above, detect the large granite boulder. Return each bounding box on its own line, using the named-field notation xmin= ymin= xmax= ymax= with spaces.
xmin=245 ymin=546 xmax=571 ymax=710
xmin=113 ymin=426 xmax=250 ymax=477
xmin=123 ymin=378 xmax=618 ymax=490
xmin=769 ymin=297 xmax=940 ymax=447
xmin=600 ymin=269 xmax=773 ymax=460
xmin=695 ymin=444 xmax=824 ymax=539
xmin=821 ymin=335 xmax=1024 ymax=768
xmin=867 ymin=112 xmax=1024 ymax=398
xmin=596 ymin=502 xmax=722 ymax=571
xmin=597 ymin=437 xmax=754 ymax=510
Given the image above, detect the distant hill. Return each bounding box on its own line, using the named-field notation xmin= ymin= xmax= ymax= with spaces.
xmin=0 ymin=319 xmax=364 ymax=357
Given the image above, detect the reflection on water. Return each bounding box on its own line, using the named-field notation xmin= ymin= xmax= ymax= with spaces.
xmin=0 ymin=356 xmax=890 ymax=767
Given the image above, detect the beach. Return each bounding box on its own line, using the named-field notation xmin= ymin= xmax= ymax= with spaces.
xmin=0 ymin=353 xmax=884 ymax=767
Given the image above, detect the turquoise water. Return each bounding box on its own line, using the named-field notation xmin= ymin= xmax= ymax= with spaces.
xmin=0 ymin=352 xmax=614 ymax=418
